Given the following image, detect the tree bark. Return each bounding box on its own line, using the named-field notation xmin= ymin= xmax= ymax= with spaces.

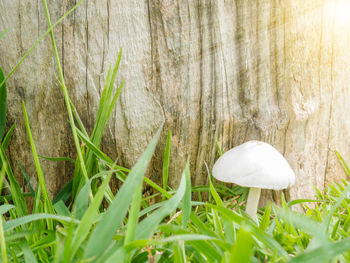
xmin=1 ymin=0 xmax=350 ymax=203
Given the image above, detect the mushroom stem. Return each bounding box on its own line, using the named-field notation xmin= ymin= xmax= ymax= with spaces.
xmin=245 ymin=187 xmax=261 ymax=220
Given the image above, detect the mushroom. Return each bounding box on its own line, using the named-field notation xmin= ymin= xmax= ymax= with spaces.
xmin=212 ymin=140 xmax=295 ymax=220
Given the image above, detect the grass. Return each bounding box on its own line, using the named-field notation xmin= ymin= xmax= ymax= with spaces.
xmin=2 ymin=2 xmax=350 ymax=263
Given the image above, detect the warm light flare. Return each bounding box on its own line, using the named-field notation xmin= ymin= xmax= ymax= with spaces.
xmin=335 ymin=0 xmax=350 ymax=26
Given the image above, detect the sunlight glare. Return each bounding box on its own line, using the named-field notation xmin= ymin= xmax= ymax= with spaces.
xmin=335 ymin=0 xmax=350 ymax=27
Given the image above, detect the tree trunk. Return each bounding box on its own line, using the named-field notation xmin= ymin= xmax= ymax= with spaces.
xmin=1 ymin=0 xmax=350 ymax=203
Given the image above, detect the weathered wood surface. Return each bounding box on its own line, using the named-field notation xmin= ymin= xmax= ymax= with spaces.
xmin=1 ymin=0 xmax=350 ymax=204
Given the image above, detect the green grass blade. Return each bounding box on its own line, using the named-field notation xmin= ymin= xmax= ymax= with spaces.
xmin=207 ymin=204 xmax=289 ymax=259
xmin=4 ymin=214 xmax=79 ymax=232
xmin=163 ymin=130 xmax=171 ymax=194
xmin=277 ymin=208 xmax=328 ymax=244
xmin=1 ymin=124 xmax=15 ymax=150
xmin=0 ymin=162 xmax=6 ymax=194
xmin=0 ymin=216 xmax=7 ymax=263
xmin=287 ymin=199 xmax=321 ymax=207
xmin=289 ymin=238 xmax=350 ymax=263
xmin=76 ymin=129 xmax=114 ymax=164
xmin=73 ymin=171 xmax=114 ymax=220
xmin=173 ymin=241 xmax=186 ymax=263
xmin=69 ymin=171 xmax=113 ymax=259
xmin=0 ymin=145 xmax=27 ymax=216
xmin=17 ymin=162 xmax=35 ymax=197
xmin=77 ymin=128 xmax=169 ymax=198
xmin=229 ymin=227 xmax=253 ymax=263
xmin=106 ymin=81 xmax=124 ymax=120
xmin=22 ymin=102 xmax=54 ymax=217
xmin=42 ymin=0 xmax=89 ymax=188
xmin=21 ymin=241 xmax=37 ymax=263
xmin=83 ymin=126 xmax=163 ymax=260
xmin=0 ymin=67 xmax=6 ymax=141
xmin=53 ymin=180 xmax=72 ymax=204
xmin=182 ymin=161 xmax=191 ymax=228
xmin=39 ymin=155 xmax=74 ymax=163
xmin=209 ymin=179 xmax=235 ymax=243
xmin=135 ymin=169 xmax=187 ymax=240
xmin=216 ymin=139 xmax=223 ymax=157
xmin=0 ymin=204 xmax=15 ymax=215
xmin=259 ymin=205 xmax=271 ymax=231
xmin=335 ymin=150 xmax=350 ymax=176
xmin=124 ymin=182 xmax=143 ymax=245
xmin=322 ymin=182 xmax=350 ymax=232
xmin=53 ymin=200 xmax=70 ymax=217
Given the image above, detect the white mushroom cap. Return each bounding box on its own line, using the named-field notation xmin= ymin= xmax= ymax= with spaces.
xmin=212 ymin=140 xmax=295 ymax=190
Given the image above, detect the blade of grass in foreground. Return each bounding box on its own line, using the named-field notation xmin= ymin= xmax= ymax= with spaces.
xmin=83 ymin=126 xmax=163 ymax=260
xmin=173 ymin=241 xmax=186 ymax=263
xmin=162 ymin=130 xmax=171 ymax=194
xmin=0 ymin=163 xmax=6 ymax=194
xmin=22 ymin=102 xmax=55 ymax=219
xmin=207 ymin=204 xmax=289 ymax=259
xmin=68 ymin=171 xmax=113 ymax=260
xmin=228 ymin=227 xmax=253 ymax=263
xmin=4 ymin=214 xmax=79 ymax=232
xmin=124 ymin=182 xmax=143 ymax=246
xmin=18 ymin=162 xmax=35 ymax=197
xmin=0 ymin=67 xmax=6 ymax=141
xmin=0 ymin=215 xmax=7 ymax=263
xmin=0 ymin=145 xmax=28 ymax=216
xmin=1 ymin=124 xmax=15 ymax=150
xmin=135 ymin=167 xmax=187 ymax=240
xmin=76 ymin=128 xmax=171 ymax=198
xmin=182 ymin=161 xmax=191 ymax=228
xmin=209 ymin=178 xmax=235 ymax=243
xmin=106 ymin=170 xmax=188 ymax=263
xmin=289 ymin=237 xmax=350 ymax=263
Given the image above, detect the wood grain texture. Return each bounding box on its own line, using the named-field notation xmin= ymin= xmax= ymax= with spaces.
xmin=1 ymin=0 xmax=350 ymax=204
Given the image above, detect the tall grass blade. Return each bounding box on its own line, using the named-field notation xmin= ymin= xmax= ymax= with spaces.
xmin=135 ymin=169 xmax=187 ymax=240
xmin=173 ymin=241 xmax=186 ymax=263
xmin=216 ymin=139 xmax=223 ymax=157
xmin=124 ymin=182 xmax=143 ymax=245
xmin=74 ymin=171 xmax=114 ymax=220
xmin=69 ymin=171 xmax=113 ymax=259
xmin=0 ymin=204 xmax=14 ymax=215
xmin=53 ymin=180 xmax=72 ymax=204
xmin=83 ymin=126 xmax=163 ymax=260
xmin=0 ymin=162 xmax=6 ymax=194
xmin=1 ymin=124 xmax=14 ymax=150
xmin=209 ymin=179 xmax=235 ymax=243
xmin=163 ymin=130 xmax=171 ymax=193
xmin=207 ymin=204 xmax=289 ymax=259
xmin=4 ymin=214 xmax=78 ymax=232
xmin=289 ymin=238 xmax=350 ymax=263
xmin=0 ymin=67 xmax=6 ymax=141
xmin=22 ymin=102 xmax=54 ymax=217
xmin=228 ymin=227 xmax=253 ymax=263
xmin=39 ymin=155 xmax=74 ymax=163
xmin=0 ymin=215 xmax=7 ymax=263
xmin=42 ymin=0 xmax=89 ymax=189
xmin=0 ymin=145 xmax=27 ymax=216
xmin=182 ymin=161 xmax=191 ymax=228
xmin=21 ymin=241 xmax=37 ymax=263
xmin=259 ymin=205 xmax=271 ymax=231
xmin=18 ymin=162 xmax=35 ymax=197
